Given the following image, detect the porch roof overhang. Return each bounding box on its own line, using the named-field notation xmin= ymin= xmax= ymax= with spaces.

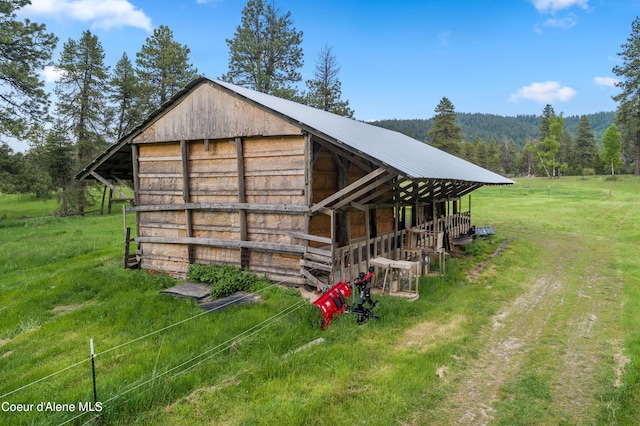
xmin=308 ymin=169 xmax=485 ymax=216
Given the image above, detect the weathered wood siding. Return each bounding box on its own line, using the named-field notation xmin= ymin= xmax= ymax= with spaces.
xmin=133 ymin=82 xmax=302 ymax=143
xmin=133 ymin=82 xmax=309 ymax=280
xmin=308 ymin=147 xmax=335 ymax=245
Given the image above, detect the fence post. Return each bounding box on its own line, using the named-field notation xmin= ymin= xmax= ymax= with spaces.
xmin=90 ymin=339 xmax=97 ymax=404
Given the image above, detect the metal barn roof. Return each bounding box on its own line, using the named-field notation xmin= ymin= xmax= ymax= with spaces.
xmin=78 ymin=77 xmax=513 ymax=187
xmin=213 ymin=79 xmax=513 ymax=185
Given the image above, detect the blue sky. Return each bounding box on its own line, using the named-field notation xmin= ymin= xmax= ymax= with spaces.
xmin=12 ymin=0 xmax=639 ymax=150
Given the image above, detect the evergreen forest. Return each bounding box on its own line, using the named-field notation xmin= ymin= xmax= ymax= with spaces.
xmin=372 ymin=111 xmax=615 ymax=150
xmin=373 ymin=110 xmax=620 ymax=177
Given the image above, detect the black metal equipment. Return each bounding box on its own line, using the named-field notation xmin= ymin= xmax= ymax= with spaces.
xmin=348 ymin=266 xmax=380 ymax=325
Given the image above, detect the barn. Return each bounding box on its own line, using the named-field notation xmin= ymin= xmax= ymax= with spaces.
xmin=77 ymin=76 xmax=513 ymax=290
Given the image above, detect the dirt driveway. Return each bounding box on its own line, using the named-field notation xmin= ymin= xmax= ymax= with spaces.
xmin=423 ymin=233 xmax=627 ymax=425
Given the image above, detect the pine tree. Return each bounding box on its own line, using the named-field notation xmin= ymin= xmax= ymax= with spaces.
xmin=541 ymin=115 xmax=563 ymax=177
xmin=572 ymin=115 xmax=597 ymax=173
xmin=529 ymin=106 xmax=563 ymax=177
xmin=222 ymin=0 xmax=303 ymax=100
xmin=499 ymin=138 xmax=517 ymax=175
xmin=538 ymin=104 xmax=555 ymax=142
xmin=602 ymin=123 xmax=622 ymax=175
xmin=0 ymin=0 xmax=57 ymax=138
xmin=136 ymin=25 xmax=197 ymax=113
xmin=0 ymin=142 xmax=23 ymax=193
xmin=558 ymin=129 xmax=572 ymax=174
xmin=460 ymin=140 xmax=477 ymax=164
xmin=110 ymin=52 xmax=143 ymax=139
xmin=41 ymin=122 xmax=75 ymax=214
xmin=304 ymin=45 xmax=353 ymax=117
xmin=613 ymin=17 xmax=640 ymax=175
xmin=486 ymin=137 xmax=502 ymax=173
xmin=55 ymin=30 xmax=111 ymax=213
xmin=474 ymin=137 xmax=488 ymax=168
xmin=428 ymin=97 xmax=462 ymax=155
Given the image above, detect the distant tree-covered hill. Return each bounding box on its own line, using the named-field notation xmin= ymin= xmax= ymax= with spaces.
xmin=371 ymin=111 xmax=615 ymax=149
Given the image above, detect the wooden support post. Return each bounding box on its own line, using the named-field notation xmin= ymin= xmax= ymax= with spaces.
xmin=100 ymin=185 xmax=107 ymax=215
xmin=304 ymin=133 xmax=313 ymax=210
xmin=236 ymin=137 xmax=249 ymax=268
xmin=132 ymin=144 xmax=140 ymax=207
xmin=365 ymin=206 xmax=371 ymax=265
xmin=181 ymin=140 xmax=195 ymax=264
xmin=304 ymin=133 xmax=313 ymax=240
xmin=123 ymin=227 xmax=131 ymax=269
xmin=185 ymin=208 xmax=195 ymax=264
xmin=330 ymin=209 xmax=336 ymax=283
xmin=432 ymin=201 xmax=437 ymax=232
xmin=181 ymin=140 xmax=190 ymax=202
xmin=394 ymin=201 xmax=399 ymax=258
xmin=108 ymin=187 xmax=113 ymax=215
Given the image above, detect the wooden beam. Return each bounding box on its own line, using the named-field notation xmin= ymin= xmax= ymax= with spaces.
xmin=185 ymin=208 xmax=195 ymax=264
xmin=134 ymin=236 xmax=307 ymax=255
xmin=112 ymin=176 xmax=134 ymax=194
xmin=303 ymin=250 xmax=332 ymax=263
xmin=100 ymin=184 xmax=107 ymax=215
xmin=304 ymin=133 xmax=313 ymax=209
xmin=300 ymin=259 xmax=333 ymax=272
xmin=131 ymin=144 xmax=140 ymax=206
xmin=128 ymin=202 xmax=309 ymax=214
xmin=310 ymin=167 xmax=386 ymax=213
xmin=90 ymin=171 xmax=129 ymax=200
xmin=350 ymin=201 xmax=367 ymax=212
xmin=236 ymin=137 xmax=248 ymax=268
xmin=181 ymin=140 xmax=190 ymax=202
xmin=306 ymin=246 xmax=333 ymax=257
xmin=235 ymin=137 xmax=246 ymax=206
xmin=284 ymin=231 xmax=332 ymax=245
xmin=300 ymin=267 xmax=328 ymax=290
xmin=365 ymin=206 xmax=371 ymax=265
xmin=181 ymin=140 xmax=195 ymax=263
xmin=332 ymin=173 xmax=395 ymax=210
xmin=357 ymin=181 xmax=395 ymax=205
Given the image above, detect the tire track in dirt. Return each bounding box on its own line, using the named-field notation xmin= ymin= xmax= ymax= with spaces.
xmin=427 ymin=235 xmax=623 ymax=425
xmin=451 ymin=273 xmax=565 ymax=425
xmin=547 ymin=266 xmax=624 ymax=422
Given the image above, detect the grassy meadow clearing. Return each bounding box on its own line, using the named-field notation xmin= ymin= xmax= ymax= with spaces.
xmin=0 ymin=176 xmax=638 ymax=425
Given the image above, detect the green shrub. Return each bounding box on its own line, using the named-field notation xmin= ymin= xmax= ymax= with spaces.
xmin=463 ymin=237 xmax=488 ymax=256
xmin=188 ymin=263 xmax=268 ymax=299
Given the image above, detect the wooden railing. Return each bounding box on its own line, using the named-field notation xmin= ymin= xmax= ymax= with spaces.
xmin=331 ymin=212 xmax=471 ymax=283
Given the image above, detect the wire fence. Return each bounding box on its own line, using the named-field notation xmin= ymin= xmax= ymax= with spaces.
xmin=0 ymin=274 xmax=312 ymax=426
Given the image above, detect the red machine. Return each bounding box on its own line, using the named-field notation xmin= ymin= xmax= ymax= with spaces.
xmin=313 ymin=267 xmax=377 ymax=329
xmin=313 ymin=281 xmax=352 ymax=329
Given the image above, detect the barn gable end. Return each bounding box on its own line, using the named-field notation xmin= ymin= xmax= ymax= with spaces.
xmin=134 ymin=82 xmax=302 ymax=144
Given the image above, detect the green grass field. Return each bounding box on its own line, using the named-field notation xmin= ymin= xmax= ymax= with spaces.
xmin=0 ymin=176 xmax=638 ymax=425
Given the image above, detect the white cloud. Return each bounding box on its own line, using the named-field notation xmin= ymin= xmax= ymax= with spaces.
xmin=23 ymin=0 xmax=152 ymax=32
xmin=509 ymin=81 xmax=577 ymax=103
xmin=543 ymin=15 xmax=577 ymax=29
xmin=40 ymin=65 xmax=64 ymax=84
xmin=531 ymin=0 xmax=589 ymax=14
xmin=594 ymin=76 xmax=620 ymax=88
